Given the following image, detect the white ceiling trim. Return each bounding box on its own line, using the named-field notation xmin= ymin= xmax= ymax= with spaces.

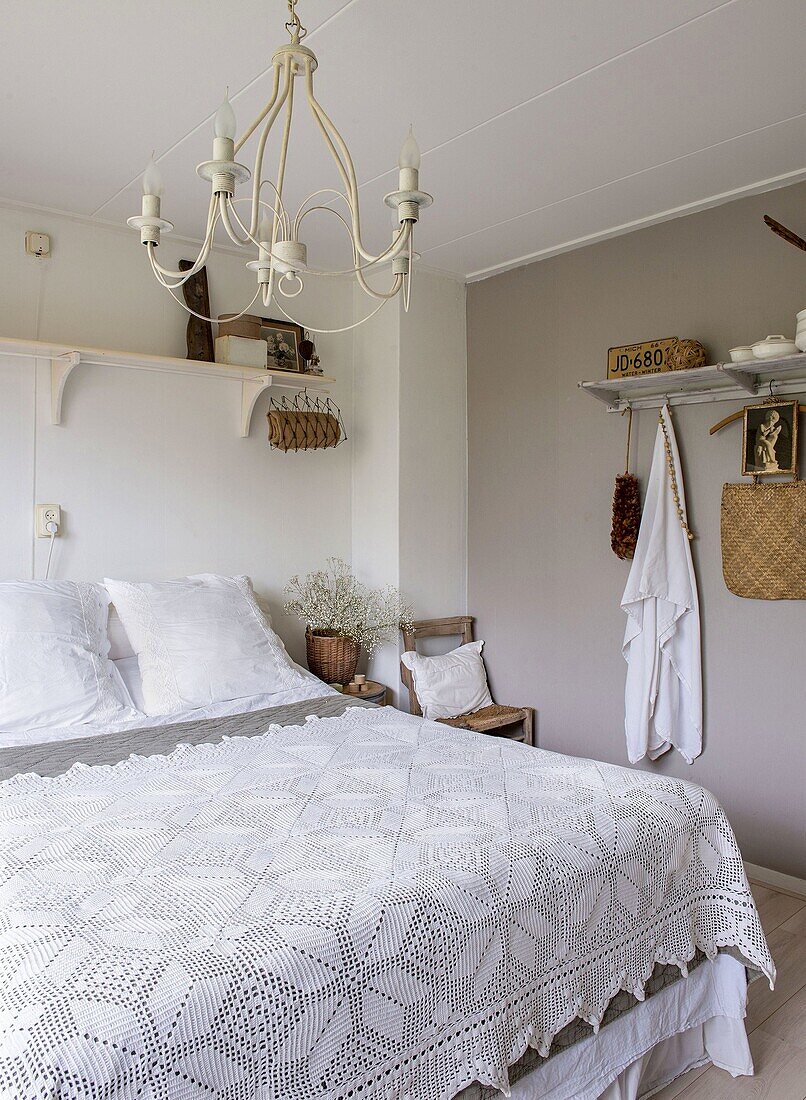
xmin=429 ymin=108 xmax=806 ymax=271
xmin=463 ymin=164 xmax=806 ymax=282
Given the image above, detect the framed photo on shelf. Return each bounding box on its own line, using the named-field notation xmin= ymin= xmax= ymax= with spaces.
xmin=261 ymin=318 xmax=304 ymax=372
xmin=742 ymin=400 xmax=798 ymax=477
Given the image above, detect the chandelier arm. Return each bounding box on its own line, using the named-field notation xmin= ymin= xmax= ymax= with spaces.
xmin=147 ymin=195 xmax=218 ymax=283
xmin=219 ymin=193 xmax=255 ymax=247
xmin=227 ymin=195 xmax=287 ymax=253
xmin=270 ymin=57 xmax=296 ymax=249
xmin=303 ymin=64 xmax=372 ymax=262
xmin=292 ymin=188 xmax=350 ymax=239
xmin=270 ymin=279 xmax=403 ymax=334
xmin=146 ymin=205 xmax=221 ymax=289
xmin=305 ymin=68 xmax=384 ymax=264
xmin=294 ymin=207 xmax=410 ymax=276
xmin=234 ymin=62 xmax=282 ymax=155
xmin=403 ymin=233 xmax=413 ymax=311
xmin=258 ymin=180 xmax=291 ymax=236
xmin=355 ymin=261 xmax=410 ymax=301
xmin=247 ymin=59 xmax=293 ymax=238
xmin=150 ymin=244 xmax=261 ymax=322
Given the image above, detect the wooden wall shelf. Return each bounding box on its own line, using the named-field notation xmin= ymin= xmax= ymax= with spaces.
xmin=0 ymin=336 xmax=336 ymax=437
xmin=579 ymin=353 xmax=806 ymax=412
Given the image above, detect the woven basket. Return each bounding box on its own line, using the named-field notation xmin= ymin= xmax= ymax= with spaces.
xmin=721 ymin=481 xmax=806 ymax=599
xmin=667 ymin=338 xmax=707 ymax=371
xmin=305 ymin=629 xmax=360 ymax=683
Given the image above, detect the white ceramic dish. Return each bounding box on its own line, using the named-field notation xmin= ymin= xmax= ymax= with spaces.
xmin=796 ymin=308 xmax=806 ymax=324
xmin=751 ymin=335 xmax=798 ymax=359
xmin=728 ymin=346 xmax=755 ymax=363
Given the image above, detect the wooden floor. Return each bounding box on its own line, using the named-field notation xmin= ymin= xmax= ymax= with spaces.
xmin=654 ymin=882 xmax=806 ymax=1100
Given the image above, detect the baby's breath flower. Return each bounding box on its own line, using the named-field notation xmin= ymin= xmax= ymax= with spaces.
xmin=284 ymin=558 xmax=413 ymax=655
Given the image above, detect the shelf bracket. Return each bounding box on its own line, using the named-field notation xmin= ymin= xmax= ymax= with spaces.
xmin=51 ymin=351 xmax=81 ymax=425
xmin=717 ymin=363 xmax=757 ymax=394
xmin=578 ymin=382 xmax=620 ymax=408
xmin=241 ymin=376 xmax=272 ymax=438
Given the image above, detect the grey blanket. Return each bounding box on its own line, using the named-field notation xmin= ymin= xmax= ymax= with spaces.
xmin=0 ymin=694 xmax=376 ymax=781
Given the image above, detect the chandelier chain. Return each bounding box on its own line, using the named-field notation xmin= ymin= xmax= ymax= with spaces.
xmin=285 ymin=0 xmax=307 ymax=41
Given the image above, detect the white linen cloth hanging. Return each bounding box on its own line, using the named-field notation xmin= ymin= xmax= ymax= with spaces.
xmin=621 ymin=405 xmax=702 ymax=764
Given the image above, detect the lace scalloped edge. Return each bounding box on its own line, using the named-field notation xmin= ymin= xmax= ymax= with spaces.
xmin=330 ymin=934 xmax=774 ymax=1100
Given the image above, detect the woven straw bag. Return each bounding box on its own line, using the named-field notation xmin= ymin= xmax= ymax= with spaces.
xmin=721 ymin=481 xmax=806 ymax=599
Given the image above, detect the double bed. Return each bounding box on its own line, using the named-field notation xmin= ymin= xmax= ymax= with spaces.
xmin=2 ymin=694 xmax=774 ymax=1100
xmin=0 ymin=577 xmax=775 ymax=1099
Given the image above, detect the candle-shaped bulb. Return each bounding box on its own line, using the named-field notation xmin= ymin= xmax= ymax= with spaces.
xmin=142 ymin=157 xmax=164 ymax=197
xmin=214 ymin=93 xmax=237 ymax=140
xmin=258 ymin=210 xmax=273 ymax=244
xmin=398 ymin=126 xmax=421 ymax=170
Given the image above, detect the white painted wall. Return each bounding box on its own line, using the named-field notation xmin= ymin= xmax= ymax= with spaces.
xmin=0 ymin=205 xmax=468 ymax=688
xmin=351 ymin=282 xmax=402 ymax=697
xmin=351 ymin=270 xmax=468 ymax=704
xmin=0 ymin=204 xmax=354 ymax=666
xmin=399 ymin=270 xmax=467 ymax=616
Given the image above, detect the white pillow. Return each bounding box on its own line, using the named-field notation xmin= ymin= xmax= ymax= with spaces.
xmin=0 ymin=580 xmax=136 ymax=737
xmin=401 ymin=640 xmax=494 ymax=721
xmin=103 ymin=574 xmax=305 ymax=716
xmin=113 ymin=655 xmax=146 ymax=712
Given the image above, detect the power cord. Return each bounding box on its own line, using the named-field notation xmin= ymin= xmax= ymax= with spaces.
xmin=44 ymin=520 xmax=59 ymax=580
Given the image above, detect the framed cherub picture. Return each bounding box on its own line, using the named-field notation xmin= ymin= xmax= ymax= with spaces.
xmin=742 ymin=400 xmax=798 ymax=477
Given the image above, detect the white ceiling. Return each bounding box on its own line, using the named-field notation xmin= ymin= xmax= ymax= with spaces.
xmin=3 ymin=0 xmax=805 ymax=281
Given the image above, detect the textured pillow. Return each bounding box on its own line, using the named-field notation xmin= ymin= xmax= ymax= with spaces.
xmin=401 ymin=640 xmax=493 ymax=721
xmin=104 ymin=574 xmax=304 ymax=716
xmin=0 ymin=581 xmax=135 ymax=737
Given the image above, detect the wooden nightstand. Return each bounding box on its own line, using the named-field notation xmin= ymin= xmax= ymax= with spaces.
xmin=335 ymin=680 xmax=388 ymax=706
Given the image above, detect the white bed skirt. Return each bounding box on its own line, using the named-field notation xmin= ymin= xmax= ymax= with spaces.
xmin=505 ymin=953 xmax=752 ymax=1100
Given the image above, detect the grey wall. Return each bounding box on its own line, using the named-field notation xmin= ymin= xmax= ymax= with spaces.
xmin=467 ymin=183 xmax=806 ymax=878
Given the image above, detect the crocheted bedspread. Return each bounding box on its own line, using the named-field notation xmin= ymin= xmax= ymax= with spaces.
xmin=0 ymin=705 xmax=774 ymax=1100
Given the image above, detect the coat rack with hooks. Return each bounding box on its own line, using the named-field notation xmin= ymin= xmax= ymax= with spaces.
xmin=579 ymin=352 xmax=806 ymax=412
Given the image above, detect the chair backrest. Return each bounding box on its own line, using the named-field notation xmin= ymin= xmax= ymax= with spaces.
xmin=400 ymin=615 xmax=475 ymax=716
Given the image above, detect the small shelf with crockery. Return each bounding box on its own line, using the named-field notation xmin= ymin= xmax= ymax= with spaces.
xmin=0 ymin=336 xmax=335 ymax=437
xmin=579 ymin=352 xmax=806 ymax=412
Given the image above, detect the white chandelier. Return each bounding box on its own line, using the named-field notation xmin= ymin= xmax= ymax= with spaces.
xmin=128 ymin=0 xmax=432 ymax=334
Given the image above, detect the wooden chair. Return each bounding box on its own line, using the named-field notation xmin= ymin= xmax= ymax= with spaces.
xmin=400 ymin=616 xmax=534 ymax=746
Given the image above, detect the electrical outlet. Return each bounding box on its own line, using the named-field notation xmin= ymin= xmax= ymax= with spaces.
xmin=35 ymin=504 xmax=61 ymax=538
xmin=25 ymin=231 xmax=51 ymax=257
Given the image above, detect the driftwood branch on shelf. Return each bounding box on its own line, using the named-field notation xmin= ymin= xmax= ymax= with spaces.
xmin=179 ymin=260 xmax=215 ymax=362
xmin=763 ymin=215 xmax=806 ymax=253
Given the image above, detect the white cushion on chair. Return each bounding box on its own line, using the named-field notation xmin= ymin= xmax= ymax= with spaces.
xmin=401 ymin=640 xmax=493 ymax=721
